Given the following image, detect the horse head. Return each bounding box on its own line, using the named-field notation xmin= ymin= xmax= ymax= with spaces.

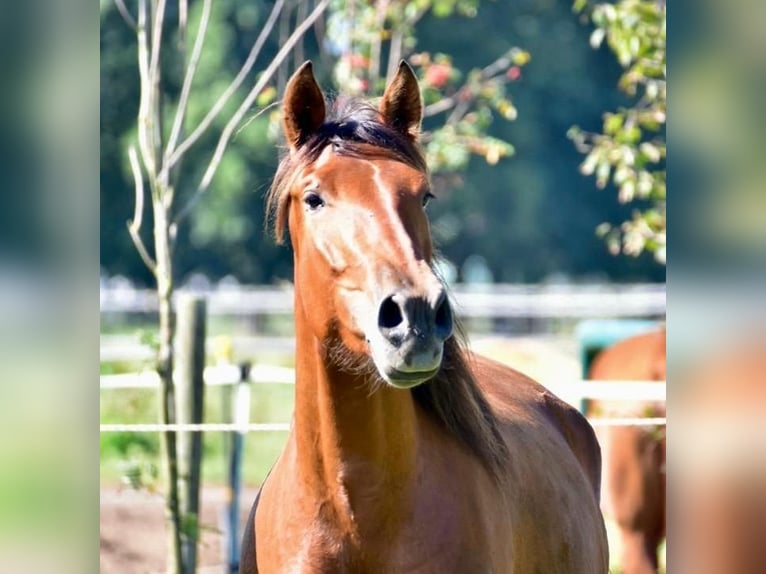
xmin=270 ymin=61 xmax=454 ymax=388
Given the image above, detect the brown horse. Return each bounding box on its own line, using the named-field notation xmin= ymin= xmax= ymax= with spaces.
xmin=241 ymin=61 xmax=609 ymax=573
xmin=673 ymin=334 xmax=766 ymax=574
xmin=587 ymin=329 xmax=666 ymax=574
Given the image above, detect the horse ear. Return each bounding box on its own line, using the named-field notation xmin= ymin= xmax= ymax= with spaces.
xmin=380 ymin=60 xmax=423 ymax=139
xmin=283 ymin=61 xmax=326 ymax=151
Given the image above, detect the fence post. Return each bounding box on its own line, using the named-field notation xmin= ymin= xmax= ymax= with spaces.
xmin=175 ymin=294 xmax=207 ymax=574
xmin=226 ymin=362 xmax=251 ymax=574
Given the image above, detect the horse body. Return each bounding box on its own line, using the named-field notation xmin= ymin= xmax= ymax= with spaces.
xmin=252 ymin=353 xmax=607 ymax=573
xmin=243 ymin=61 xmax=608 ymax=574
xmin=587 ymin=329 xmax=666 ymax=574
xmin=253 ymin=356 xmax=506 ymax=573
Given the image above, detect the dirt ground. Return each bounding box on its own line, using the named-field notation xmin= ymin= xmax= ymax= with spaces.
xmin=100 ymin=485 xmax=260 ymax=574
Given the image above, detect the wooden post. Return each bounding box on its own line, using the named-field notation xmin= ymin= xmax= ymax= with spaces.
xmin=226 ymin=363 xmax=251 ymax=574
xmin=175 ymin=294 xmax=206 ymax=574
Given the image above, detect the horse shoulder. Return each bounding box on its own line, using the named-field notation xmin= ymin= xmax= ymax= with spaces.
xmin=471 ymin=355 xmax=603 ymax=501
xmin=540 ymin=384 xmax=603 ymax=500
xmin=471 ymin=355 xmax=609 ymax=572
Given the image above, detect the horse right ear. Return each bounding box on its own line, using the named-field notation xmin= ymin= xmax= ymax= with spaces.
xmin=380 ymin=60 xmax=422 ymax=140
xmin=283 ymin=61 xmax=326 ymax=152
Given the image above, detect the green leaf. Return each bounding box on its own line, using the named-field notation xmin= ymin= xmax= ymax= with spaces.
xmin=182 ymin=512 xmax=199 ymax=539
xmin=590 ymin=28 xmax=605 ymax=49
xmin=580 ymin=151 xmax=599 ymax=176
xmin=603 ymin=113 xmax=623 ymax=135
xmin=596 ymin=160 xmax=611 ymax=188
xmin=432 ymin=0 xmax=455 ymax=18
xmin=639 ymin=142 xmax=661 ymax=163
xmin=621 ymin=125 xmax=642 ymax=145
xmin=256 ymin=86 xmax=277 ymax=107
xmin=573 ymin=0 xmax=589 ymax=14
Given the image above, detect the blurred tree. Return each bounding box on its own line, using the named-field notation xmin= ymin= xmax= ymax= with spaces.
xmin=569 ymin=0 xmax=666 ymax=264
xmin=323 ymin=0 xmax=529 ymax=173
xmin=101 ymin=0 xmax=665 ymax=289
xmin=102 ymin=0 xmax=329 ymax=572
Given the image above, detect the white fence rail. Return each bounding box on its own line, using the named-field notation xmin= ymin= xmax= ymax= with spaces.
xmin=100 ymin=364 xmax=296 ymax=389
xmin=101 ymin=282 xmax=666 ymax=431
xmin=100 ymin=283 xmax=665 ymax=318
xmin=100 ymin=365 xmax=666 ymax=430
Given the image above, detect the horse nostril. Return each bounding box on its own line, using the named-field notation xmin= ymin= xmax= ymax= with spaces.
xmin=378 ymin=295 xmax=404 ymax=330
xmin=434 ymin=292 xmax=453 ymax=341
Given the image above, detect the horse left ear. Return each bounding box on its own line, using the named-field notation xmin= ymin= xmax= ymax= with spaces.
xmin=380 ymin=60 xmax=423 ymax=139
xmin=283 ymin=61 xmax=326 ymax=152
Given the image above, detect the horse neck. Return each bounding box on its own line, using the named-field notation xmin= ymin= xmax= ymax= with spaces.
xmin=291 ymin=296 xmax=420 ymax=534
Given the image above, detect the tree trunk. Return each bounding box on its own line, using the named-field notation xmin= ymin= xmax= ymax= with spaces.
xmin=154 ymin=199 xmax=184 ymax=574
xmin=176 ymin=295 xmax=207 ymax=574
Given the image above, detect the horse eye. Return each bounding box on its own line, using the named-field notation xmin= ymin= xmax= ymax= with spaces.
xmin=303 ymin=191 xmax=325 ymax=211
xmin=422 ymin=192 xmax=435 ymax=208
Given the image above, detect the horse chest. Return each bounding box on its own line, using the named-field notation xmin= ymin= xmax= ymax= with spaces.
xmin=283 ymin=525 xmax=493 ymax=574
xmin=268 ymin=489 xmax=497 ymax=574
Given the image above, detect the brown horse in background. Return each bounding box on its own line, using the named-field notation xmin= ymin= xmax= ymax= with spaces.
xmin=240 ymin=61 xmax=609 ymax=573
xmin=673 ymin=334 xmax=766 ymax=574
xmin=587 ymin=329 xmax=666 ymax=574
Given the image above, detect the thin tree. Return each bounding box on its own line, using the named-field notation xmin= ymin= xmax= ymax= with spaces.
xmin=114 ymin=0 xmax=329 ymax=572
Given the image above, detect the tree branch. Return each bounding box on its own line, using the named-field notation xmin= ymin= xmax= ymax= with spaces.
xmin=423 ymin=51 xmax=513 ymax=119
xmin=234 ymin=99 xmax=282 ymax=138
xmin=136 ymin=0 xmax=156 ymax=178
xmin=166 ymin=0 xmax=286 ymax=170
xmin=277 ymin=0 xmax=292 ymax=93
xmin=173 ymin=0 xmax=331 ymax=225
xmin=148 ymin=0 xmax=167 ymax=184
xmin=369 ymin=0 xmax=389 ymax=88
xmin=163 ymin=0 xmax=212 ymax=176
xmin=126 ymin=146 xmax=157 ymax=274
xmin=312 ymin=0 xmax=331 ymax=69
xmin=114 ymin=0 xmax=137 ymax=29
xmin=148 ymin=0 xmax=167 ymax=89
xmin=172 ymin=100 xmax=281 ymax=226
xmin=423 ymin=96 xmax=457 ymax=117
xmin=178 ymin=0 xmax=188 ymax=47
xmin=295 ymin=0 xmax=308 ymax=66
xmin=385 ymin=5 xmax=427 ymax=83
xmin=445 ymin=94 xmax=471 ymax=126
xmin=387 ymin=29 xmax=404 ymax=83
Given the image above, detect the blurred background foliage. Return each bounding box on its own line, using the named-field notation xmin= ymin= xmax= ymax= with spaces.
xmin=569 ymin=0 xmax=666 ymax=264
xmin=100 ymin=0 xmax=666 ymax=287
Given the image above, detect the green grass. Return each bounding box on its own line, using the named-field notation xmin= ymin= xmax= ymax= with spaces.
xmin=100 ymin=313 xmax=296 ymax=338
xmin=100 ymin=381 xmax=294 ymax=487
xmin=100 ymin=309 xmax=299 ymax=488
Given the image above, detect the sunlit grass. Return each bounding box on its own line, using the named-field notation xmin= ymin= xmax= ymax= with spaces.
xmin=99 ymin=382 xmax=293 ymax=487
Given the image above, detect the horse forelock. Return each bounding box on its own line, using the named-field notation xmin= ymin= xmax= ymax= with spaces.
xmin=266 ymin=97 xmax=427 ymax=242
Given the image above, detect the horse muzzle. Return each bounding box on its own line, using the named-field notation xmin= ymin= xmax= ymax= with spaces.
xmin=369 ymin=288 xmax=454 ymax=388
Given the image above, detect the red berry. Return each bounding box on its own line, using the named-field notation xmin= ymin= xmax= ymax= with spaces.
xmin=425 ymin=64 xmax=451 ymax=88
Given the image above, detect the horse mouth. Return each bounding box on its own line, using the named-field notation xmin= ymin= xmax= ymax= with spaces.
xmin=382 ymin=366 xmax=440 ymax=389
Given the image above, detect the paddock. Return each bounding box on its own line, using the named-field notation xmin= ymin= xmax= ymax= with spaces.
xmin=100 ymin=282 xmax=665 ymax=573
